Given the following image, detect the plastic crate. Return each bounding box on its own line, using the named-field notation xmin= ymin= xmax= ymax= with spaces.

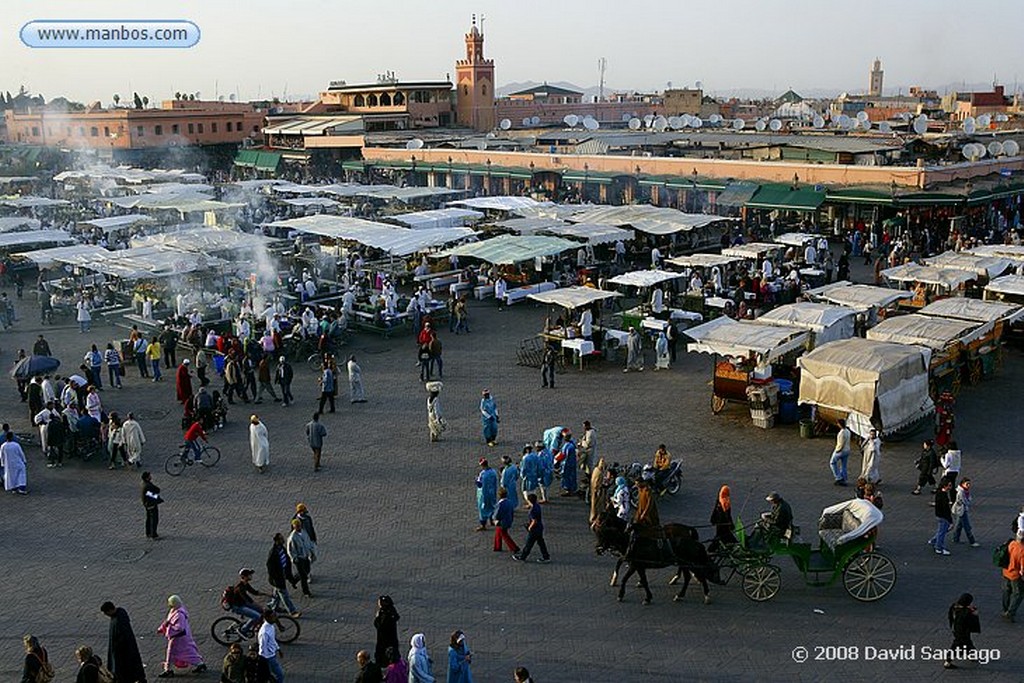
xmin=752 ymin=415 xmax=775 ymax=429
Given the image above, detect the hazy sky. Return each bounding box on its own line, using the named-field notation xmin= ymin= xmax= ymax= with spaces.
xmin=4 ymin=0 xmax=1023 ymax=104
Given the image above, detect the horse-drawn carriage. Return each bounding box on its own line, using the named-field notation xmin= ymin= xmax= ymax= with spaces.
xmin=714 ymin=498 xmax=896 ymax=602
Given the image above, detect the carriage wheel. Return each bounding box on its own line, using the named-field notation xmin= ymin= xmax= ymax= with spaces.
xmin=741 ymin=564 xmax=781 ymax=602
xmin=968 ymin=359 xmax=982 ymax=385
xmin=842 ymin=552 xmax=897 ymax=602
xmin=711 ymin=395 xmax=726 ymax=414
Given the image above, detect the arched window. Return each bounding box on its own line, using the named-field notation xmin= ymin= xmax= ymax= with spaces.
xmin=393 ymin=92 xmax=405 ymax=105
xmin=482 ymin=84 xmax=487 ymax=96
xmin=380 ymin=93 xmax=392 ymax=106
xmin=367 ymin=94 xmax=378 ymax=107
xmin=463 ymin=85 xmax=469 ymax=96
xmin=354 ymin=94 xmax=365 ymax=107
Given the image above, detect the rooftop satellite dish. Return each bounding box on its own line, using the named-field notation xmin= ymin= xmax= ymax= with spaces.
xmin=856 ymin=110 xmax=870 ymax=123
xmin=584 ymin=118 xmax=599 ymax=131
xmin=838 ymin=115 xmax=853 ymax=131
xmin=860 ymin=118 xmax=874 ymax=131
xmin=653 ymin=117 xmax=667 ymax=132
xmin=680 ymin=114 xmax=693 ymax=127
xmin=486 ymin=132 xmax=496 ymax=139
xmin=912 ymin=115 xmax=928 ymax=135
xmin=769 ymin=119 xmax=782 ymax=132
xmin=499 ymin=118 xmax=512 ymax=130
xmin=733 ymin=118 xmax=745 ymax=131
xmin=962 ymin=145 xmax=975 ymax=161
xmin=976 ymin=143 xmax=987 ymax=158
xmin=962 ymin=117 xmax=976 ymax=135
xmin=879 ymin=121 xmax=892 ymax=134
xmin=709 ymin=113 xmax=722 ymax=124
xmin=899 ymin=111 xmax=912 ymax=121
xmin=406 ymin=138 xmax=424 ymax=150
xmin=691 ymin=116 xmax=703 ymax=129
xmin=668 ymin=116 xmax=682 ymax=129
xmin=530 ymin=116 xmax=541 ymax=126
xmin=1003 ymin=139 xmax=1020 ymax=156
xmin=621 ymin=113 xmax=631 ymax=122
xmin=475 ymin=140 xmax=487 ymax=150
xmin=564 ymin=114 xmax=578 ymax=127
xmin=988 ymin=141 xmax=1004 ymax=157
xmin=829 ymin=110 xmax=841 ymax=123
xmin=628 ymin=117 xmax=641 ymax=130
xmin=977 ymin=114 xmax=991 ymax=127
xmin=812 ymin=115 xmax=825 ymax=129
xmin=522 ymin=117 xmax=531 ymax=127
xmin=755 ymin=119 xmax=767 ymax=132
xmin=695 ymin=81 xmax=703 ymax=89
xmin=643 ymin=114 xmax=655 ymax=125
xmin=995 ymin=113 xmax=1009 ymax=123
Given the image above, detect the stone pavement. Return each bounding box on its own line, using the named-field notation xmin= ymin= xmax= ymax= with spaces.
xmin=0 ymin=276 xmax=1022 ymax=682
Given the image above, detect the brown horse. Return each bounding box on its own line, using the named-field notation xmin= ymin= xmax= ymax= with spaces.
xmin=592 ymin=511 xmax=715 ymax=605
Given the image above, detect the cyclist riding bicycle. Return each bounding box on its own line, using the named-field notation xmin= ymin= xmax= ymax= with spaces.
xmin=224 ymin=568 xmax=270 ymax=636
xmin=183 ymin=420 xmax=208 ymax=463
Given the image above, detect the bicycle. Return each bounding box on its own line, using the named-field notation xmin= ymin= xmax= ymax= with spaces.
xmin=211 ymin=595 xmax=301 ymax=646
xmin=164 ymin=442 xmax=221 ymax=476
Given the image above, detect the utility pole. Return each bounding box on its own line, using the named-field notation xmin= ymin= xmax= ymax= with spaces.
xmin=598 ymin=57 xmax=607 ymax=102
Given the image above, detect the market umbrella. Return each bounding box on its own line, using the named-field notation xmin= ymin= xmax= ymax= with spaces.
xmin=10 ymin=355 xmax=60 ymax=379
xmin=68 ymin=374 xmax=88 ymax=386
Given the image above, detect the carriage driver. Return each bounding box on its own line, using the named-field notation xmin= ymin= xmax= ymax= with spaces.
xmin=762 ymin=491 xmax=794 ymax=539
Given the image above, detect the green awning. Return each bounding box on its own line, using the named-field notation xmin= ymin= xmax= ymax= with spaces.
xmin=716 ymin=181 xmax=760 ymax=208
xmin=747 ymin=183 xmax=825 ymax=211
xmin=638 ymin=175 xmax=673 ymax=187
xmin=233 ymin=149 xmax=259 ymax=168
xmin=562 ymin=172 xmax=613 ymax=185
xmin=341 ymin=160 xmax=366 ymax=172
xmin=825 ymin=187 xmax=895 ymax=206
xmin=894 ymin=192 xmax=962 ymax=207
xmin=254 ymin=151 xmax=282 ymax=172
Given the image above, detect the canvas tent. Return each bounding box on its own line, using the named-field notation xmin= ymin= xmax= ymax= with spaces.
xmin=917 ymin=298 xmax=1024 ymax=326
xmin=439 ymin=234 xmax=578 ymax=265
xmin=866 ymin=313 xmax=988 ymax=350
xmin=528 ymin=286 xmax=621 ymax=309
xmin=686 ymin=317 xmax=810 ymax=363
xmin=798 ymin=338 xmax=934 ymax=437
xmin=880 ymin=263 xmax=976 ymax=291
xmin=923 ymin=251 xmax=1011 ymax=280
xmin=754 ymin=302 xmax=857 ymax=347
xmin=606 ymin=269 xmax=685 ymax=288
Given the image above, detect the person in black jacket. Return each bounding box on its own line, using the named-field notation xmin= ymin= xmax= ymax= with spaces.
xmin=141 ymin=471 xmax=162 ymax=539
xmin=74 ymin=646 xmax=104 ymax=683
xmin=929 ymin=480 xmax=954 ymax=555
xmin=373 ymin=595 xmax=400 ymax=667
xmin=266 ymin=533 xmax=301 ymax=618
xmin=101 ymin=602 xmax=147 ymax=683
xmin=944 ymin=593 xmax=981 ymax=669
xmin=274 ymin=357 xmax=294 ymax=407
xmin=912 ymin=440 xmax=940 ymax=495
xmin=21 ymin=635 xmax=50 ymax=683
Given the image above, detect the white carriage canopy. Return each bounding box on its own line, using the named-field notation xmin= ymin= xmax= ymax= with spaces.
xmin=665 ymin=253 xmax=742 ymax=269
xmin=15 ymin=244 xmax=113 ymax=269
xmin=270 ymin=215 xmax=474 ymax=257
xmin=798 ymin=338 xmax=934 ymax=437
xmin=390 ymin=208 xmax=484 ymax=229
xmin=721 ymin=242 xmax=783 ymax=259
xmin=917 ymin=298 xmax=1024 ymax=325
xmin=923 ymin=251 xmax=1012 ymax=279
xmin=806 ymin=281 xmax=913 ymax=311
xmin=753 ymin=302 xmax=857 ymax=346
xmin=774 ymin=232 xmax=819 ymax=248
xmin=984 ymin=274 xmax=1024 ymax=298
xmin=528 ymin=286 xmax=621 ymax=309
xmin=564 ymin=205 xmax=733 ymax=235
xmin=606 ymin=269 xmax=685 ymax=288
xmin=0 ymin=230 xmax=74 ymax=249
xmin=819 ymin=499 xmax=884 ymax=547
xmin=866 ymin=313 xmax=988 ymax=350
xmin=880 ymin=263 xmax=976 ymax=291
xmin=0 ymin=217 xmax=41 ymax=232
xmin=685 ymin=316 xmax=810 ymax=363
xmin=79 ymin=214 xmax=156 ymax=233
xmin=439 ymin=234 xmax=578 ymax=265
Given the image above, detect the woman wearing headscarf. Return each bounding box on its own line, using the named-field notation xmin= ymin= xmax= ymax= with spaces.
xmin=156 ymin=594 xmax=206 ymax=677
xmin=407 ymin=633 xmax=435 ymax=683
xmin=374 ymin=595 xmax=400 ymax=667
xmin=425 ymin=381 xmax=445 ymax=442
xmin=654 ymin=329 xmax=670 ymax=370
xmin=249 ymin=415 xmax=270 ymax=473
xmin=612 ymin=476 xmax=631 ymax=522
xmin=347 ymin=354 xmax=366 ymax=403
xmin=944 ymin=593 xmax=981 ymax=669
xmin=20 ymin=634 xmax=51 ymax=683
xmin=710 ymin=485 xmax=738 ymax=551
xmin=446 ymin=631 xmax=473 ymax=683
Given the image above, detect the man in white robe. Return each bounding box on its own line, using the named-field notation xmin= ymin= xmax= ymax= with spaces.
xmin=121 ymin=412 xmax=146 ymax=467
xmin=1 ymin=432 xmax=28 ymax=493
xmin=250 ymin=415 xmax=270 ymax=473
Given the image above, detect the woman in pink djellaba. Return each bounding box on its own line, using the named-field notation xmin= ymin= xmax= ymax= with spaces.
xmin=156 ymin=594 xmax=207 ymax=677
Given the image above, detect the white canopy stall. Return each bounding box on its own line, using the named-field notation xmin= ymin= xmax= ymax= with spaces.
xmin=390 ymin=208 xmax=484 ymax=229
xmin=528 ymin=286 xmax=621 ymax=309
xmin=448 ymin=196 xmax=541 ymax=212
xmin=271 ymin=215 xmax=474 ymax=257
xmin=917 ymin=298 xmax=1024 ymax=326
xmin=967 ymin=244 xmax=1024 ymax=266
xmin=0 ymin=196 xmax=71 ymax=209
xmin=798 ymin=338 xmax=934 ymax=437
xmin=0 ymin=230 xmax=73 ymax=250
xmin=774 ymin=232 xmax=818 ymax=248
xmin=721 ymin=242 xmax=783 ymax=260
xmin=866 ymin=313 xmax=987 ymax=350
xmin=540 ymin=223 xmax=633 ymax=245
xmin=606 ymin=269 xmax=685 ymax=289
xmin=0 ymin=217 xmax=41 ymax=233
xmin=806 ymin=281 xmax=912 ymax=324
xmin=924 ymin=251 xmax=1012 ymax=280
xmin=439 ymin=234 xmax=578 ymax=265
xmin=665 ymin=253 xmax=743 ymax=269
xmin=78 ymin=214 xmax=156 ymax=234
xmin=880 ymin=263 xmax=976 ymax=293
xmin=15 ymin=244 xmax=113 ymax=269
xmin=754 ymin=302 xmax=857 ymax=348
xmin=983 ymin=274 xmax=1024 ymax=303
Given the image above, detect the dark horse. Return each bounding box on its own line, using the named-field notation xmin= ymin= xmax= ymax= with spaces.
xmin=592 ymin=511 xmax=716 ymax=605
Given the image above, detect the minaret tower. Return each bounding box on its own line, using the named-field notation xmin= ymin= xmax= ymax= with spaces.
xmin=455 ymin=14 xmax=495 ymax=131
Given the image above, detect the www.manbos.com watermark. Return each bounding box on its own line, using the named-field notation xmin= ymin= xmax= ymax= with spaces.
xmin=21 ymin=20 xmax=200 ymax=48
xmin=791 ymin=645 xmax=1000 ymax=664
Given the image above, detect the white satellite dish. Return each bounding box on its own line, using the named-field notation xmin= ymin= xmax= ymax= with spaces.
xmin=522 ymin=117 xmax=531 ymax=127
xmin=963 ymin=117 xmax=976 ymax=135
xmin=977 ymin=114 xmax=991 ymax=128
xmin=769 ymin=119 xmax=783 ymax=132
xmin=733 ymin=119 xmax=745 ymax=130
xmin=475 ymin=140 xmax=487 ymax=150
xmin=695 ymin=81 xmax=703 ymax=89
xmin=859 ymin=118 xmax=873 ymax=131
xmin=812 ymin=115 xmax=825 ymax=129
xmin=486 ymin=132 xmax=496 ymax=139
xmin=628 ymin=117 xmax=641 ymax=130
xmin=856 ymin=110 xmax=870 ymax=123
xmin=995 ymin=114 xmax=1009 ymax=123
xmin=976 ymin=144 xmax=987 ymax=158
xmin=879 ymin=121 xmax=892 ymax=134
xmin=1003 ymin=139 xmax=1020 ymax=156
xmin=913 ymin=115 xmax=928 ymax=135
xmin=988 ymin=141 xmax=1004 ymax=157
xmin=564 ymin=114 xmax=578 ymax=127
xmin=584 ymin=118 xmax=599 ymax=131
xmin=710 ymin=114 xmax=723 ymax=124
xmin=838 ymin=115 xmax=853 ymax=131
xmin=621 ymin=113 xmax=631 ymax=122
xmin=691 ymin=116 xmax=703 ymax=129
xmin=643 ymin=114 xmax=655 ymax=125
xmin=830 ymin=110 xmax=841 ymax=123
xmin=405 ymin=138 xmax=424 ymax=150
xmin=899 ymin=112 xmax=913 ymax=121
xmin=680 ymin=114 xmax=693 ymax=127
xmin=530 ymin=116 xmax=541 ymax=126
xmin=668 ymin=116 xmax=682 ymax=129
xmin=653 ymin=117 xmax=667 ymax=132
xmin=499 ymin=118 xmax=511 ymax=130
xmin=962 ymin=146 xmax=974 ymax=161
xmin=754 ymin=119 xmax=767 ymax=132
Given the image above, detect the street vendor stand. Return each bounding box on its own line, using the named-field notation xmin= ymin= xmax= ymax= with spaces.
xmin=923 ymin=251 xmax=1012 ymax=286
xmin=983 ymin=274 xmax=1024 ymax=342
xmin=754 ymin=302 xmax=857 ymax=349
xmin=880 ymin=263 xmax=976 ymax=307
xmin=917 ymin=298 xmax=1023 ymax=380
xmin=866 ymin=313 xmax=987 ymax=396
xmin=805 ymin=281 xmax=912 ymax=326
xmin=685 ymin=316 xmax=810 ymax=423
xmin=665 ymin=253 xmax=745 ymax=317
xmin=606 ymin=269 xmax=689 ymax=330
xmin=798 ymin=338 xmax=934 ymax=438
xmin=525 ymin=286 xmax=622 ymax=369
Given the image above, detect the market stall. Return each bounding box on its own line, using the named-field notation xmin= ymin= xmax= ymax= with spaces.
xmin=866 ymin=313 xmax=987 ymax=396
xmin=754 ymin=302 xmax=857 ymax=349
xmin=525 ymin=286 xmax=623 ymax=369
xmin=563 ymin=205 xmax=736 ymax=253
xmin=685 ymin=316 xmax=810 ymax=419
xmin=606 ymin=269 xmax=691 ymax=330
xmin=439 ymin=234 xmax=578 ymax=303
xmin=798 ymin=338 xmax=934 ymax=438
xmin=917 ymin=298 xmax=1024 ymax=379
xmin=923 ymin=251 xmax=1012 ymax=284
xmin=721 ymin=242 xmax=783 ymax=261
xmin=880 ymin=263 xmax=977 ymax=306
xmin=805 ymin=281 xmax=912 ymax=325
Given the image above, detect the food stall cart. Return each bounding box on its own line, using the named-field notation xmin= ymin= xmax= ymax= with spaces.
xmin=805 ymin=281 xmax=912 ymax=326
xmin=917 ymin=298 xmax=1024 ymax=379
xmin=664 ymin=253 xmax=745 ymax=316
xmin=685 ymin=316 xmax=810 ymax=419
xmin=798 ymin=338 xmax=934 ymax=438
xmin=754 ymin=302 xmax=857 ymax=349
xmin=983 ymin=275 xmax=1024 ymax=341
xmin=880 ymin=263 xmax=976 ymax=307
xmin=923 ymin=251 xmax=1012 ymax=286
xmin=721 ymin=241 xmax=784 ymax=263
xmin=605 ymin=269 xmax=689 ymax=330
xmin=526 ymin=286 xmax=623 ymax=369
xmin=865 ymin=313 xmax=987 ymax=397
